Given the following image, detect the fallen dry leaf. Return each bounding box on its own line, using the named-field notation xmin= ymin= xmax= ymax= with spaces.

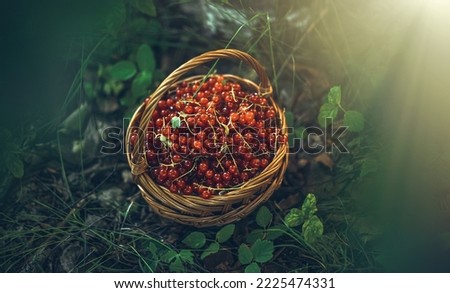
xmin=277 ymin=193 xmax=301 ymax=210
xmin=314 ymin=153 xmax=334 ymax=170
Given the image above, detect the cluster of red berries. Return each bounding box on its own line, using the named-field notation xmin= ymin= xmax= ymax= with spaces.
xmin=129 ymin=75 xmax=286 ymax=199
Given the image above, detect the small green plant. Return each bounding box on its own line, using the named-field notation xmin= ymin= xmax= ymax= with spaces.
xmin=246 ymin=206 xmax=286 ymax=244
xmin=200 ymin=224 xmax=235 ymax=259
xmin=160 ymin=248 xmax=195 ymax=273
xmin=179 ymin=206 xmax=285 ymax=273
xmin=318 ymin=86 xmax=364 ymax=132
xmin=238 ymin=239 xmax=274 ymax=273
xmin=181 ymin=224 xmax=236 ymax=261
xmin=237 ymin=206 xmax=285 ymax=273
xmin=284 ymin=193 xmax=324 ymax=244
xmin=143 ymin=241 xmax=195 ymax=273
xmin=84 ymin=43 xmax=156 ymax=108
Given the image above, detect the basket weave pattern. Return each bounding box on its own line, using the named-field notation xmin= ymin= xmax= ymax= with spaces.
xmin=126 ymin=49 xmax=288 ymax=227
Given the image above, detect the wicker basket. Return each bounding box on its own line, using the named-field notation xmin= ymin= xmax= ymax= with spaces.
xmin=125 ymin=49 xmax=288 ymax=227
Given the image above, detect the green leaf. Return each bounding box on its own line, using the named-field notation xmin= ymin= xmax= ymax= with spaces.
xmin=111 ymin=80 xmax=124 ymax=95
xmin=136 ymin=44 xmax=156 ymax=72
xmin=129 ymin=0 xmax=157 ymax=17
xmin=109 ymin=61 xmax=137 ymax=81
xmin=216 ymin=224 xmax=235 ymax=243
xmin=256 ymin=206 xmax=272 ymax=229
xmin=120 ymin=95 xmax=135 ymax=108
xmin=266 ymin=225 xmax=286 ymax=240
xmin=5 ymin=155 xmax=24 ymax=178
xmin=159 ymin=135 xmax=167 ymax=142
xmin=238 ymin=244 xmax=253 ymax=265
xmin=169 ymin=257 xmax=184 ymax=272
xmin=178 ymin=250 xmax=194 ymax=264
xmin=200 ymin=242 xmax=220 ymax=260
xmin=327 ymin=86 xmax=342 ymax=105
xmin=182 ymin=231 xmax=206 ymax=249
xmin=244 ymin=262 xmax=260 ymax=273
xmin=301 ymin=193 xmax=318 ymax=219
xmin=148 ymin=242 xmax=158 ymax=256
xmin=171 ymin=116 xmax=181 ymax=129
xmin=83 ymin=82 xmax=96 ymax=98
xmin=105 ymin=0 xmax=126 ymax=36
xmin=344 ymin=110 xmax=365 ymax=132
xmin=360 ymin=158 xmax=378 ymax=178
xmin=251 ymin=239 xmax=274 ymax=263
xmin=141 ymin=257 xmax=157 ymax=273
xmin=295 ymin=126 xmax=305 ymax=140
xmin=318 ymin=102 xmax=338 ymax=128
xmin=103 ymin=82 xmax=111 ymax=95
xmin=302 ymin=215 xmax=324 ymax=244
xmin=131 ymin=71 xmax=153 ymax=100
xmin=246 ymin=229 xmax=264 ymax=244
xmin=285 ymin=111 xmax=294 ymax=128
xmin=160 ymin=250 xmax=177 ymax=263
xmin=284 ymin=208 xmax=304 ymax=228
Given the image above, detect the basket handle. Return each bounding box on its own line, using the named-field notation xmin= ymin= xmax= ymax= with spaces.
xmin=150 ymin=49 xmax=271 ymax=104
xmin=129 ymin=49 xmax=271 ymax=175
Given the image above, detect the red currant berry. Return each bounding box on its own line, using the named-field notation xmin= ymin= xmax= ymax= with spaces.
xmin=205 ymin=169 xmax=214 ymax=179
xmin=251 ymin=158 xmax=261 ymax=168
xmin=198 ymin=161 xmax=209 ymax=173
xmin=183 ymin=185 xmax=194 ymax=195
xmin=201 ymin=190 xmax=211 ymax=199
xmin=266 ymin=108 xmax=276 ymax=119
xmin=157 ymin=100 xmax=167 ymax=110
xmin=222 ymin=172 xmax=232 ymax=181
xmin=130 ymin=133 xmax=138 ymax=146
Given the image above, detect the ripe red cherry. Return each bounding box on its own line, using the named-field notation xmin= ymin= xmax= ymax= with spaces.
xmin=185 ymin=105 xmax=194 ymax=114
xmin=176 ymin=179 xmax=186 ymax=189
xmin=244 ymin=111 xmax=255 ymax=123
xmin=251 ymin=158 xmax=261 ymax=168
xmin=155 ymin=118 xmax=164 ymax=128
xmin=172 ymin=154 xmax=182 ymax=163
xmin=158 ymin=169 xmax=168 ymax=180
xmin=230 ymin=112 xmax=239 ymax=122
xmin=222 ymin=172 xmax=232 ymax=181
xmin=130 ymin=133 xmax=138 ymax=146
xmin=183 ymin=185 xmax=194 ymax=195
xmin=228 ymin=165 xmax=238 ymax=174
xmin=157 ymin=100 xmax=167 ymax=110
xmin=168 ymin=169 xmax=179 ymax=180
xmin=199 ymin=97 xmax=209 ymax=106
xmin=146 ymin=150 xmax=156 ymax=161
xmin=198 ymin=161 xmax=209 ymax=173
xmin=169 ymin=183 xmax=178 ymax=193
xmin=260 ymin=158 xmax=269 ymax=168
xmin=213 ymin=173 xmax=222 ymax=183
xmin=201 ymin=190 xmax=212 ymax=199
xmin=205 ymin=169 xmax=214 ymax=179
xmin=193 ymin=140 xmax=202 ymax=150
xmin=183 ymin=159 xmax=193 ymax=169
xmin=266 ymin=108 xmax=276 ymax=119
xmin=175 ymin=101 xmax=185 ymax=111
